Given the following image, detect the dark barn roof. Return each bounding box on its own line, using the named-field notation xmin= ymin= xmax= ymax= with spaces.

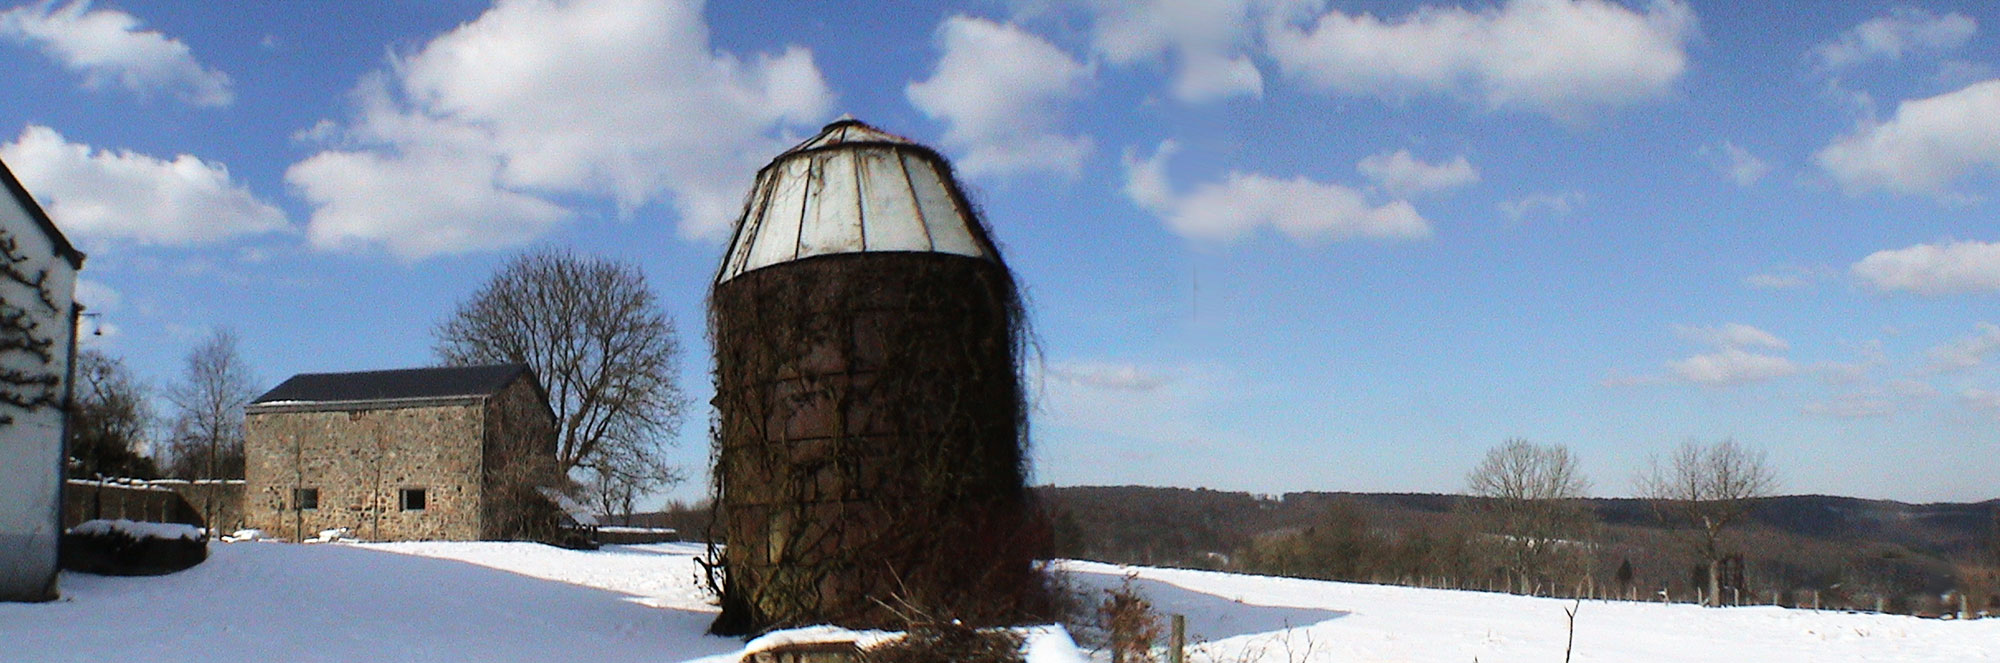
xmin=252 ymin=364 xmax=532 ymax=406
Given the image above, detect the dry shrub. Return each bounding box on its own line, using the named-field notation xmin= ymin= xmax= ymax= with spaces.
xmin=1100 ymin=575 xmax=1163 ymax=663
xmin=863 ymin=622 xmax=1025 ymax=663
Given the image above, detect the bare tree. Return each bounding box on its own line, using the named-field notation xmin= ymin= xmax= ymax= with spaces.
xmin=1465 ymin=438 xmax=1595 ymax=595
xmin=434 ymin=248 xmax=685 ymax=506
xmin=165 ymin=329 xmax=257 ymax=534
xmin=67 ymin=349 xmax=159 ymax=479
xmin=165 ymin=330 xmax=255 ymax=480
xmin=1635 ymin=438 xmax=1777 ymax=607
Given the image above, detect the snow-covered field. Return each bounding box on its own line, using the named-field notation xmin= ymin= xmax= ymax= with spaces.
xmin=2 ymin=541 xmax=1994 ymax=662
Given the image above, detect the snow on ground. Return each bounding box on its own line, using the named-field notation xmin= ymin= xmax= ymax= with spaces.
xmin=1060 ymin=560 xmax=2000 ymax=663
xmin=2 ymin=541 xmax=1995 ymax=663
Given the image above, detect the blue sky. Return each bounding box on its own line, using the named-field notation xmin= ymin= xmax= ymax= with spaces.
xmin=3 ymin=0 xmax=1997 ymax=504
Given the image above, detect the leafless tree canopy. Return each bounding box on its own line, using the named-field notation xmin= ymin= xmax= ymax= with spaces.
xmin=1636 ymin=438 xmax=1778 ymax=606
xmin=434 ymin=248 xmax=686 ymax=501
xmin=68 ymin=349 xmax=159 ymax=479
xmin=165 ymin=329 xmax=255 ymax=480
xmin=1464 ymin=438 xmax=1596 ymax=594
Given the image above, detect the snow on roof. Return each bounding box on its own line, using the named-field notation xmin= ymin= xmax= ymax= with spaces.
xmin=716 ymin=118 xmax=998 ymax=283
xmin=535 ymin=487 xmax=600 ymax=527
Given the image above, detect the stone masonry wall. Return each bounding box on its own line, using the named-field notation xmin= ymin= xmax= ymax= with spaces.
xmin=479 ymin=377 xmax=560 ymax=539
xmin=244 ymin=400 xmax=485 ymax=542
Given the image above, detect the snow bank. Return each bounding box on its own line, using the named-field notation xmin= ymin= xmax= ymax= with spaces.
xmin=67 ymin=519 xmax=202 ymax=541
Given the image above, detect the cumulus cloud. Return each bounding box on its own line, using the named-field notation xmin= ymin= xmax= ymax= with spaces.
xmin=1498 ymin=190 xmax=1584 ymax=221
xmin=908 ymin=16 xmax=1093 ymax=177
xmin=1265 ymin=0 xmax=1695 ymax=120
xmin=1852 ymin=240 xmax=2000 ymax=295
xmin=1612 ymin=322 xmax=1798 ymax=387
xmin=0 ymin=1 xmax=231 ymax=106
xmin=287 ymin=0 xmax=832 ymax=258
xmin=1124 ymin=140 xmax=1431 ymax=243
xmin=1667 ymin=347 xmax=1799 ymax=386
xmin=1816 ymin=79 xmax=2000 ymax=200
xmin=1 ymin=125 xmax=286 ymax=245
xmin=1673 ymin=323 xmax=1789 ymax=351
xmin=1702 ymin=141 xmax=1770 ymax=187
xmin=1814 ymin=8 xmax=1976 ymax=70
xmin=1083 ymin=0 xmax=1263 ymax=102
xmin=1357 ymin=149 xmax=1479 ymax=198
xmin=1923 ymin=323 xmax=2000 ymax=373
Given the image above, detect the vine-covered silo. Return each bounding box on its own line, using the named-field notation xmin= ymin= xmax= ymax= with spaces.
xmin=708 ymin=119 xmax=1046 ymax=634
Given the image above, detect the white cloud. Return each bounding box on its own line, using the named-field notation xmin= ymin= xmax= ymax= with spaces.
xmin=1801 ymin=394 xmax=1894 ymax=419
xmin=72 ymin=278 xmax=117 ymax=309
xmin=1816 ymin=79 xmax=2000 ymax=199
xmin=1 ymin=125 xmax=286 ymax=245
xmin=1923 ymin=323 xmax=2000 ymax=373
xmin=1265 ymin=0 xmax=1695 ymax=120
xmin=1702 ymin=141 xmax=1770 ymax=187
xmin=1814 ymin=8 xmax=1976 ymax=70
xmin=1084 ymin=0 xmax=1263 ymax=102
xmin=907 ymin=16 xmax=1093 ymax=177
xmin=1801 ymin=378 xmax=1937 ymax=420
xmin=1498 ymin=190 xmax=1584 ymax=220
xmin=1046 ymin=360 xmax=1176 ymax=392
xmin=1666 ymin=347 xmax=1799 ymax=386
xmin=1124 ymin=140 xmax=1431 ymax=243
xmin=287 ymin=134 xmax=570 ymax=259
xmin=1613 ymin=322 xmax=1799 ymax=387
xmin=1744 ymin=264 xmax=1834 ymax=290
xmin=1356 ymin=149 xmax=1479 ymax=198
xmin=287 ymin=0 xmax=832 ymax=258
xmin=1852 ymin=240 xmax=2000 ymax=295
xmin=0 ymin=1 xmax=231 ymax=106
xmin=1966 ymin=387 xmax=2000 ymax=413
xmin=1673 ymin=323 xmax=1789 ymax=351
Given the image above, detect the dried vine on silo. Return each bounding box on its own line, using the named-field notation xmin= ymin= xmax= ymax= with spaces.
xmin=705 ymin=250 xmax=1051 ymax=635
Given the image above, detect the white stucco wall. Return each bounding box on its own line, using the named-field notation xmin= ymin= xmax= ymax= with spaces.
xmin=0 ymin=184 xmax=77 ymax=602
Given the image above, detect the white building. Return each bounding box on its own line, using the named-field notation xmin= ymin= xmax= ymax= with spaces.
xmin=0 ymin=157 xmax=84 ymax=602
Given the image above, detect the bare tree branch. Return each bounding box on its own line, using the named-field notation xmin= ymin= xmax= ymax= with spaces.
xmin=1465 ymin=438 xmax=1596 ymax=594
xmin=1635 ymin=438 xmax=1778 ymax=606
xmin=433 ymin=248 xmax=686 ymax=508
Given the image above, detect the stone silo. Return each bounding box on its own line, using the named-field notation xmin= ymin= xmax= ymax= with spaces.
xmin=708 ymin=119 xmax=1045 ymax=634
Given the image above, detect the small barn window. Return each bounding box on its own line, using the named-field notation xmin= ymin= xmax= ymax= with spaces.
xmin=399 ymin=488 xmax=427 ymax=511
xmin=293 ymin=488 xmax=319 ymax=510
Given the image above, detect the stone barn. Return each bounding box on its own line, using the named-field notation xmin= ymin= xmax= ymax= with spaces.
xmin=243 ymin=364 xmax=559 ymax=542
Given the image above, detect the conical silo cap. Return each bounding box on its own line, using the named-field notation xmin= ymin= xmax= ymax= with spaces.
xmin=716 ymin=118 xmax=998 ymax=283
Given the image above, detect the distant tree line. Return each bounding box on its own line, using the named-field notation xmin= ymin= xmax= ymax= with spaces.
xmin=1037 ymin=440 xmax=1999 ymax=617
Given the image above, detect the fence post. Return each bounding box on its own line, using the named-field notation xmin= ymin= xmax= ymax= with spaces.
xmin=1169 ymin=613 xmax=1186 ymax=663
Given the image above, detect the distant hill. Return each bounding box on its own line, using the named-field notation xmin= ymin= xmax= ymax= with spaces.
xmin=619 ymin=485 xmax=1999 ymax=607
xmin=1034 ymin=486 xmax=2000 ymax=603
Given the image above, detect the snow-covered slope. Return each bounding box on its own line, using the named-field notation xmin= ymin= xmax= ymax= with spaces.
xmin=2 ymin=541 xmax=1993 ymax=663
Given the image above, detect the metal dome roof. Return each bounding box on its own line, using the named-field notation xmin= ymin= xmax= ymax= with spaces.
xmin=716 ymin=118 xmax=997 ymax=283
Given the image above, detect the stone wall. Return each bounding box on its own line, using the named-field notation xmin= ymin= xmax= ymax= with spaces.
xmin=244 ymin=399 xmax=486 ymax=541
xmin=152 ymin=480 xmax=247 ymax=533
xmin=479 ymin=376 xmax=561 ymax=540
xmin=62 ymin=480 xmax=200 ymax=528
